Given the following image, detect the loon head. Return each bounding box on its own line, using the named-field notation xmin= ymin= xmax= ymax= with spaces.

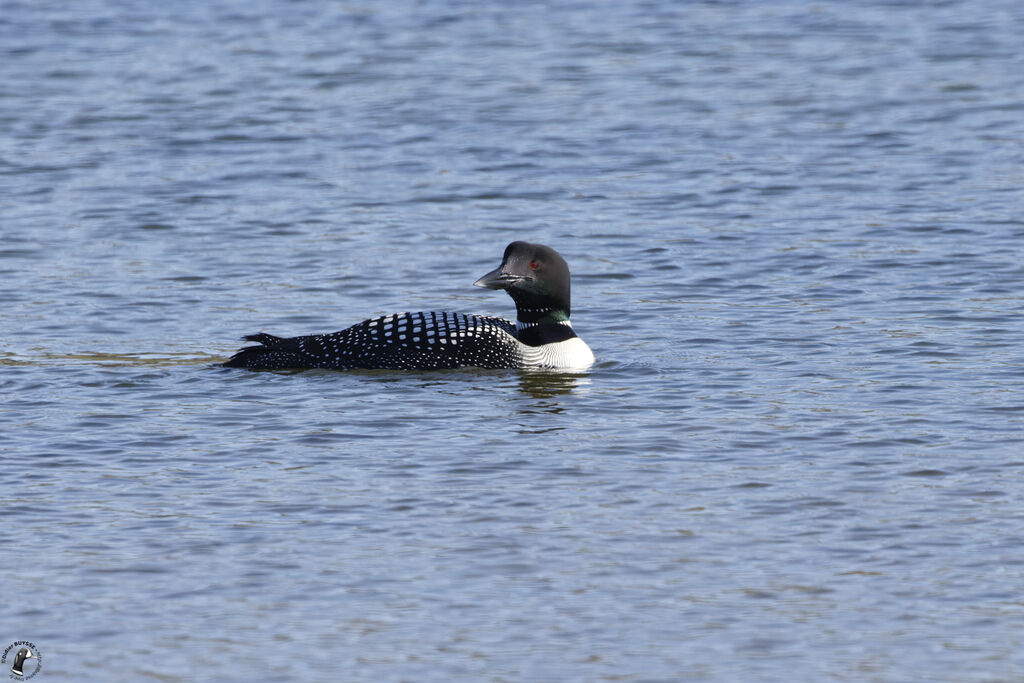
xmin=474 ymin=241 xmax=572 ymax=324
xmin=11 ymin=647 xmax=34 ymax=677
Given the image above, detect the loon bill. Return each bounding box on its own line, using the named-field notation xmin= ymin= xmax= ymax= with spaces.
xmin=223 ymin=241 xmax=595 ymax=371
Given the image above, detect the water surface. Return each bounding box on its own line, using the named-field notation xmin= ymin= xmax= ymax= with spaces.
xmin=2 ymin=1 xmax=1024 ymax=680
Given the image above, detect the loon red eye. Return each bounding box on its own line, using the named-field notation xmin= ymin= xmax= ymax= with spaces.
xmin=529 ymin=260 xmax=539 ymax=270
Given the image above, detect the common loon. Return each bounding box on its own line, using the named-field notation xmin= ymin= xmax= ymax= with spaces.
xmin=223 ymin=241 xmax=595 ymax=371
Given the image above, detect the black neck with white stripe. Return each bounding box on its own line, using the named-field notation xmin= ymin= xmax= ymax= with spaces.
xmin=516 ymin=320 xmax=578 ymax=346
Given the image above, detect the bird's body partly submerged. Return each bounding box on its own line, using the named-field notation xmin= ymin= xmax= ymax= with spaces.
xmin=223 ymin=241 xmax=595 ymax=371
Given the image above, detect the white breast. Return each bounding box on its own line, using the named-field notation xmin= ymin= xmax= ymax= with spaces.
xmin=520 ymin=336 xmax=595 ymax=370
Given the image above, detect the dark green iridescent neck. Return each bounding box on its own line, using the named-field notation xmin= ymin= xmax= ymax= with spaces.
xmin=508 ymin=290 xmax=570 ymax=324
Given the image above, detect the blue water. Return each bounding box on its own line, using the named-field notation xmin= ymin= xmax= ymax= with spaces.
xmin=3 ymin=1 xmax=1024 ymax=680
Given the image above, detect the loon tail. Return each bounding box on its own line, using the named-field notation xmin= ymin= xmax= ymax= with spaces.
xmin=242 ymin=333 xmax=283 ymax=346
xmin=223 ymin=333 xmax=303 ymax=369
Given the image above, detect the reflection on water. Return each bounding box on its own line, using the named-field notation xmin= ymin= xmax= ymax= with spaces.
xmin=516 ymin=371 xmax=586 ymax=399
